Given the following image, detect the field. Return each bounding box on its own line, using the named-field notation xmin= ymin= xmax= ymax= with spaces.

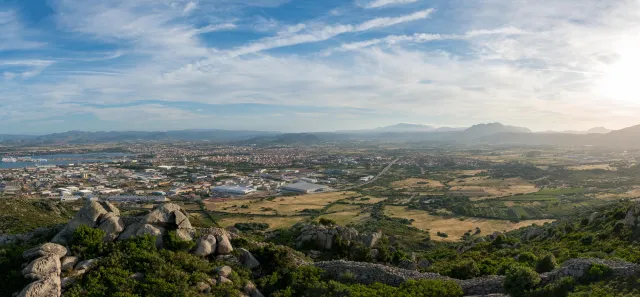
xmin=392 ymin=178 xmax=445 ymax=189
xmin=567 ymin=164 xmax=616 ymax=171
xmin=204 ymin=191 xmax=355 ymax=215
xmin=216 ymin=215 xmax=307 ymax=230
xmin=319 ymin=209 xmax=371 ymax=226
xmin=384 ymin=206 xmax=553 ymax=242
xmin=448 ymin=177 xmax=539 ymax=200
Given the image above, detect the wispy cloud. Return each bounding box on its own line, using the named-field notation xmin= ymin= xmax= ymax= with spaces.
xmin=362 ymin=0 xmax=419 ymax=9
xmin=228 ymin=9 xmax=435 ymax=56
xmin=0 ymin=10 xmax=46 ymax=51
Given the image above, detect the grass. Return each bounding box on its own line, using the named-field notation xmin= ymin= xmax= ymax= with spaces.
xmin=0 ymin=199 xmax=78 ymax=234
xmin=392 ymin=178 xmax=445 ymax=189
xmin=384 ymin=205 xmax=553 ymax=242
xmin=216 ymin=215 xmax=307 ymax=230
xmin=205 ymin=191 xmax=355 ymax=215
xmin=319 ymin=210 xmax=371 ymax=226
xmin=448 ymin=177 xmax=539 ymax=200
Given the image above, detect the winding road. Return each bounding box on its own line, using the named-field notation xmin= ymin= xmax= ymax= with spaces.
xmin=338 ymin=158 xmax=400 ymax=191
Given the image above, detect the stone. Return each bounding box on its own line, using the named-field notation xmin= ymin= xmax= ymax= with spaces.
xmin=74 ymin=258 xmax=99 ymax=274
xmin=217 ymin=266 xmax=233 ymax=278
xmin=174 ymin=228 xmax=193 ymax=242
xmin=130 ymin=273 xmax=145 ymax=281
xmin=239 ymin=248 xmax=260 ymax=269
xmin=361 ymin=231 xmax=382 ymax=247
xmin=22 ymin=256 xmax=61 ymax=280
xmin=51 ymin=201 xmax=110 ymax=245
xmin=136 ymin=224 xmax=165 ymax=248
xmin=215 ymin=234 xmax=234 ymax=255
xmin=97 ymin=213 xmax=125 ymax=242
xmin=61 ymin=276 xmax=77 ymax=289
xmin=194 ymin=234 xmax=217 ymax=257
xmin=207 ymin=278 xmax=218 ymax=286
xmin=398 ymin=259 xmax=418 ymax=270
xmin=23 ymin=243 xmax=68 ymax=261
xmin=60 ymin=256 xmax=79 ymax=273
xmin=218 ymin=276 xmax=233 ymax=284
xmin=196 ymin=282 xmax=211 ymax=293
xmin=243 ymin=282 xmax=265 ymax=297
xmin=526 ymin=228 xmax=543 ymax=241
xmin=418 ymin=259 xmax=431 ymax=269
xmin=17 ymin=276 xmax=61 ymax=297
xmin=589 ymin=212 xmax=600 ymax=224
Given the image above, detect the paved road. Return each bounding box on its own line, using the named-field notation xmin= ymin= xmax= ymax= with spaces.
xmin=338 ymin=158 xmax=400 ymax=191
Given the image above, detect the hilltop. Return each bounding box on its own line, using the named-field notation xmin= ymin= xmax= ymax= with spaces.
xmin=2 ymin=199 xmax=640 ymax=297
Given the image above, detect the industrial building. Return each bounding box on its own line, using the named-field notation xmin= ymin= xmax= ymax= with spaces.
xmin=211 ymin=185 xmax=256 ymax=195
xmin=280 ymin=182 xmax=328 ymax=194
xmin=106 ymin=195 xmax=168 ymax=202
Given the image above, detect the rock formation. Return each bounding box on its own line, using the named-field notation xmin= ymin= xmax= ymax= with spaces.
xmin=117 ymin=203 xmax=195 ymax=246
xmin=295 ymin=223 xmax=383 ymax=251
xmin=51 ymin=201 xmax=122 ymax=245
xmin=16 ymin=243 xmax=67 ymax=297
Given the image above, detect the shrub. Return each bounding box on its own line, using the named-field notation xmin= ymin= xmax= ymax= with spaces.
xmin=446 ymin=259 xmax=480 ymax=280
xmin=517 ymin=252 xmax=539 ymax=267
xmin=535 ymin=254 xmax=558 ymax=273
xmin=437 ymin=232 xmax=449 ymax=238
xmin=525 ymin=277 xmax=574 ymax=297
xmin=319 ymin=218 xmax=337 ymax=226
xmin=163 ymin=230 xmax=195 ymax=251
xmin=504 ymin=265 xmax=541 ymax=297
xmin=71 ymin=225 xmax=108 ymax=258
xmin=234 ymin=222 xmax=269 ymax=232
xmin=584 ymin=263 xmax=612 ymax=282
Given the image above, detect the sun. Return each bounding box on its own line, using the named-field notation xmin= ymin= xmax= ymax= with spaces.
xmin=597 ymin=39 xmax=640 ymax=103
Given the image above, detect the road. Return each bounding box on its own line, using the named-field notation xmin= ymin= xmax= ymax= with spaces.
xmin=338 ymin=158 xmax=400 ymax=191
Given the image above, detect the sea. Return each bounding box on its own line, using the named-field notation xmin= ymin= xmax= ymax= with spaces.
xmin=0 ymin=152 xmax=134 ymax=169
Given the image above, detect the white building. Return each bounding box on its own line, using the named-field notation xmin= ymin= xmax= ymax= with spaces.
xmin=280 ymin=182 xmax=328 ymax=194
xmin=211 ymin=185 xmax=256 ymax=195
xmin=106 ymin=195 xmax=168 ymax=202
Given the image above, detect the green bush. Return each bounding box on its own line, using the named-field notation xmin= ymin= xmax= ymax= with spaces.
xmin=319 ymin=218 xmax=337 ymax=226
xmin=71 ymin=225 xmax=108 ymax=258
xmin=163 ymin=230 xmax=195 ymax=252
xmin=234 ymin=222 xmax=269 ymax=232
xmin=504 ymin=265 xmax=541 ymax=297
xmin=517 ymin=252 xmax=539 ymax=267
xmin=535 ymin=254 xmax=558 ymax=273
xmin=525 ymin=277 xmax=575 ymax=297
xmin=584 ymin=264 xmax=612 ymax=282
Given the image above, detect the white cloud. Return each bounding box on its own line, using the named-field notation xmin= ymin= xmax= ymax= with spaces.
xmin=0 ymin=10 xmax=46 ymax=50
xmin=362 ymin=0 xmax=418 ymax=9
xmin=183 ymin=1 xmax=197 ymax=15
xmin=193 ymin=23 xmax=237 ymax=34
xmin=228 ymin=9 xmax=435 ymax=57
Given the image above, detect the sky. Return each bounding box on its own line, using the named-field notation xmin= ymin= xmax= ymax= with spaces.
xmin=1 ymin=0 xmax=640 ymax=134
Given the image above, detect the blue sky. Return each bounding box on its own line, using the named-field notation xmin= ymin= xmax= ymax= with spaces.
xmin=2 ymin=0 xmax=640 ymax=134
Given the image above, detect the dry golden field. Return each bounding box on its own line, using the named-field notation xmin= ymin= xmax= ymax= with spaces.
xmin=217 ymin=216 xmax=307 ymax=230
xmin=384 ymin=205 xmax=553 ymax=242
xmin=392 ymin=178 xmax=446 ymax=189
xmin=448 ymin=177 xmax=539 ymax=200
xmin=205 ymin=191 xmax=358 ymax=215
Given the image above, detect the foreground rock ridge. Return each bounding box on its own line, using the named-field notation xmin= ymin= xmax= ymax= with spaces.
xmin=14 ymin=200 xmax=640 ymax=297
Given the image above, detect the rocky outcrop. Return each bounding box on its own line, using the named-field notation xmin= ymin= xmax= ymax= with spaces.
xmin=314 ymin=258 xmax=640 ymax=296
xmin=51 ymin=201 xmax=121 ymax=245
xmin=117 ymin=203 xmax=195 ymax=245
xmin=623 ymin=203 xmax=640 ymax=227
xmin=295 ymin=224 xmax=384 ymax=251
xmin=194 ymin=234 xmax=217 ymax=257
xmin=239 ymin=248 xmax=260 ymax=269
xmin=23 ymin=243 xmax=68 ymax=261
xmin=17 ymin=243 xmax=67 ymax=297
xmin=97 ymin=213 xmax=126 ymax=241
xmin=60 ymin=256 xmax=79 ymax=273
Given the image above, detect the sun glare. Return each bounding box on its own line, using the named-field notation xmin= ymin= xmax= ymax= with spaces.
xmin=597 ymin=39 xmax=640 ymax=103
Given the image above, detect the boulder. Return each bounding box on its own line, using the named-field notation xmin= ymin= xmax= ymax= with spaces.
xmin=23 ymin=243 xmax=68 ymax=261
xmin=589 ymin=212 xmax=600 ymax=224
xmin=196 ymin=282 xmax=211 ymax=293
xmin=418 ymin=259 xmax=431 ymax=269
xmin=216 ymin=234 xmax=234 ymax=255
xmin=130 ymin=273 xmax=145 ymax=281
xmin=217 ymin=266 xmax=233 ymax=278
xmin=143 ymin=203 xmax=190 ymax=228
xmin=218 ymin=276 xmax=233 ymax=284
xmin=74 ymin=258 xmax=99 ymax=274
xmin=239 ymin=248 xmax=260 ymax=269
xmin=361 ymin=231 xmax=382 ymax=247
xmin=51 ymin=201 xmax=110 ymax=245
xmin=22 ymin=256 xmax=61 ymax=280
xmin=61 ymin=276 xmax=77 ymax=290
xmin=243 ymin=282 xmax=265 ymax=297
xmin=97 ymin=213 xmax=126 ymax=242
xmin=526 ymin=228 xmax=543 ymax=241
xmin=398 ymin=259 xmax=418 ymax=270
xmin=215 ymin=254 xmax=240 ymax=266
xmin=174 ymin=228 xmax=193 ymax=242
xmin=136 ymin=224 xmax=165 ymax=248
xmin=194 ymin=235 xmax=217 ymax=257
xmin=60 ymin=256 xmax=79 ymax=273
xmin=17 ymin=276 xmax=61 ymax=297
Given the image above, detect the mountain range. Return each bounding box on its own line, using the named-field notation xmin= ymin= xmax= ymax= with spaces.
xmin=2 ymin=123 xmax=639 ymax=147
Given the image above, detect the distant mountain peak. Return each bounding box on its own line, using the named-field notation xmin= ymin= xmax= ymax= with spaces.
xmin=374 ymin=123 xmax=435 ymax=132
xmin=587 ymin=127 xmax=611 ymax=134
xmin=465 ymin=122 xmax=532 ymax=137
